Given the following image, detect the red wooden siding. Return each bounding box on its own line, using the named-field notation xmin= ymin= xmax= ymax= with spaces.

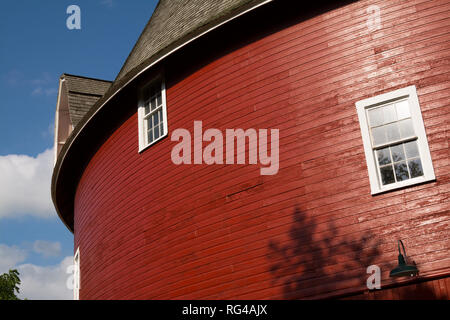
xmin=74 ymin=0 xmax=450 ymax=299
xmin=343 ymin=276 xmax=450 ymax=299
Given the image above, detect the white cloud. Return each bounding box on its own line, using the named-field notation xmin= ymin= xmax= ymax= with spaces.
xmin=30 ymin=72 xmax=57 ymax=97
xmin=41 ymin=122 xmax=55 ymax=140
xmin=31 ymin=87 xmax=43 ymax=96
xmin=0 ymin=243 xmax=73 ymax=300
xmin=33 ymin=240 xmax=62 ymax=258
xmin=0 ymin=148 xmax=55 ymax=219
xmin=0 ymin=244 xmax=27 ymax=274
xmin=2 ymin=70 xmax=23 ymax=86
xmin=32 ymin=87 xmax=57 ymax=97
xmin=31 ymin=87 xmax=57 ymax=97
xmin=44 ymin=88 xmax=57 ymax=96
xmin=17 ymin=256 xmax=73 ymax=300
xmin=101 ymin=0 xmax=115 ymax=8
xmin=2 ymin=71 xmax=56 ymax=96
xmin=30 ymin=72 xmax=52 ymax=86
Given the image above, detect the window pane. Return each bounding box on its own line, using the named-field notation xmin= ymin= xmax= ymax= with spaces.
xmin=380 ymin=166 xmax=395 ymax=185
xmin=151 ymin=98 xmax=156 ymax=111
xmin=368 ymin=107 xmax=384 ymax=127
xmin=386 ymin=123 xmax=400 ymax=141
xmin=146 ymin=118 xmax=153 ymax=132
xmin=144 ymin=102 xmax=150 ymax=115
xmin=399 ymin=119 xmax=414 ymax=138
xmin=377 ymin=147 xmax=391 ymax=165
xmin=404 ymin=140 xmax=419 ymax=158
xmin=158 ymin=109 xmax=163 ymax=124
xmin=147 ymin=128 xmax=153 ymax=143
xmin=372 ymin=126 xmax=387 ymax=145
xmin=156 ymin=124 xmax=161 ymax=138
xmin=394 ymin=161 xmax=409 ymax=181
xmin=154 ymin=124 xmax=160 ymax=140
xmin=408 ymin=158 xmax=424 ymax=178
xmin=383 ymin=104 xmax=397 ymax=124
xmin=391 ymin=144 xmax=405 ymax=162
xmin=153 ymin=112 xmax=159 ymax=127
xmin=396 ymin=100 xmax=410 ymax=120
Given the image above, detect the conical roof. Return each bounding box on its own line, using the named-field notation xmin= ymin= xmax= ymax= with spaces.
xmin=115 ymin=0 xmax=268 ymax=81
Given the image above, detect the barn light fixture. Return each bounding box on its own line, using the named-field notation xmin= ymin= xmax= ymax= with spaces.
xmin=389 ymin=240 xmax=419 ymax=278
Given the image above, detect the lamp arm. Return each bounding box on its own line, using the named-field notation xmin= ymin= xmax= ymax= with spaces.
xmin=398 ymin=240 xmax=408 ymax=263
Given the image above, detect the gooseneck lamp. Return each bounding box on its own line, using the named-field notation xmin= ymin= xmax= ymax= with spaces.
xmin=389 ymin=240 xmax=419 ymax=278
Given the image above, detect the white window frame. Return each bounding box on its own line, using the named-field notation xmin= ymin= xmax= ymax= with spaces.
xmin=73 ymin=247 xmax=80 ymax=300
xmin=356 ymin=85 xmax=435 ymax=195
xmin=138 ymin=76 xmax=168 ymax=152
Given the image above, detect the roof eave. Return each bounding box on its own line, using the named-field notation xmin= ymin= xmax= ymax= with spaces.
xmin=52 ymin=0 xmax=273 ymax=233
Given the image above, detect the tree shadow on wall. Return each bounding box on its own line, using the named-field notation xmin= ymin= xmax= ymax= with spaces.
xmin=267 ymin=207 xmax=382 ymax=299
xmin=267 ymin=207 xmax=444 ymax=300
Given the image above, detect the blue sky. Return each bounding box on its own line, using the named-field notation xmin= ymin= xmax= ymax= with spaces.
xmin=0 ymin=0 xmax=158 ymax=299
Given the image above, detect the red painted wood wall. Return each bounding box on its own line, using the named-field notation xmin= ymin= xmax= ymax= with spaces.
xmin=343 ymin=276 xmax=450 ymax=299
xmin=74 ymin=0 xmax=450 ymax=299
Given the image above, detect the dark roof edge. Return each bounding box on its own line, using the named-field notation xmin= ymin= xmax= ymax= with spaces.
xmin=52 ymin=0 xmax=273 ymax=233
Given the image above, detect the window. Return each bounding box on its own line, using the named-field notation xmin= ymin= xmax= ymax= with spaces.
xmin=73 ymin=248 xmax=80 ymax=300
xmin=138 ymin=77 xmax=168 ymax=152
xmin=356 ymin=85 xmax=435 ymax=194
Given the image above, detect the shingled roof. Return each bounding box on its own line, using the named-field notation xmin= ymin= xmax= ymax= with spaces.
xmin=62 ymin=74 xmax=112 ymax=128
xmin=116 ymin=0 xmax=268 ymax=81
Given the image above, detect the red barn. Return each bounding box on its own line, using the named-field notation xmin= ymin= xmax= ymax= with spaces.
xmin=52 ymin=0 xmax=450 ymax=300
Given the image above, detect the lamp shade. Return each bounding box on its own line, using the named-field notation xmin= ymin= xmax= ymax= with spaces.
xmin=389 ymin=240 xmax=419 ymax=278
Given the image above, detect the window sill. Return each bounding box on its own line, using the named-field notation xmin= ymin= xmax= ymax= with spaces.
xmin=371 ymin=175 xmax=436 ymax=195
xmin=138 ymin=132 xmax=168 ymax=153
